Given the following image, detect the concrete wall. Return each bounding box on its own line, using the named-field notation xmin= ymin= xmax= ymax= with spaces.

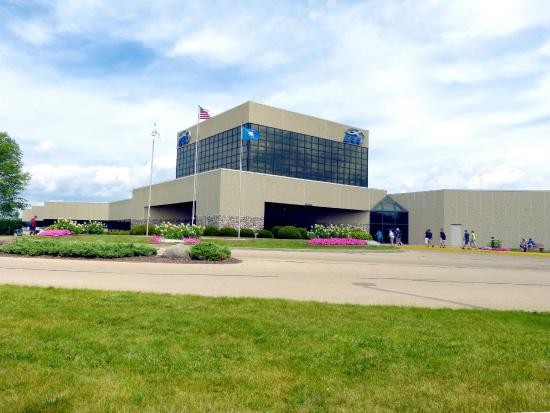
xmin=391 ymin=190 xmax=550 ymax=247
xmin=22 ymin=202 xmax=109 ymax=221
xmin=390 ymin=191 xmax=445 ymax=245
xmin=178 ymin=101 xmax=368 ymax=148
xmin=218 ymin=169 xmax=386 ymax=227
xmin=443 ymin=190 xmax=550 ymax=248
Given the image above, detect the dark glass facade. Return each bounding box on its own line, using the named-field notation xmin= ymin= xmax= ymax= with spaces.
xmin=176 ymin=123 xmax=368 ymax=187
xmin=369 ymin=196 xmax=409 ymax=244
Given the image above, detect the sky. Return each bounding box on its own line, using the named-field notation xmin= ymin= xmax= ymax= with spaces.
xmin=1 ymin=0 xmax=549 ymax=206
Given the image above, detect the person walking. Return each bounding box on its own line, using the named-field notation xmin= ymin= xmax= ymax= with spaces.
xmin=30 ymin=216 xmax=37 ymax=235
xmin=462 ymin=229 xmax=470 ymax=249
xmin=425 ymin=229 xmax=434 ymax=247
xmin=470 ymin=230 xmax=478 ymax=249
xmin=389 ymin=229 xmax=395 ymax=246
xmin=395 ymin=228 xmax=403 ymax=246
xmin=439 ymin=228 xmax=447 ymax=248
xmin=375 ymin=230 xmax=383 ymax=244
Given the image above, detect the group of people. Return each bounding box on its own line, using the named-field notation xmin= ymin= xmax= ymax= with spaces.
xmin=461 ymin=229 xmax=478 ymax=249
xmin=519 ymin=238 xmax=537 ymax=252
xmin=424 ymin=228 xmax=449 ymax=248
xmin=375 ymin=228 xmax=403 ymax=246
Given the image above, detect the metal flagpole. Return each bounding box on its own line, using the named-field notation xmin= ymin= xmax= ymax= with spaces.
xmin=191 ymin=106 xmax=200 ymax=226
xmin=146 ymin=123 xmax=160 ymax=236
xmin=238 ymin=124 xmax=243 ymax=238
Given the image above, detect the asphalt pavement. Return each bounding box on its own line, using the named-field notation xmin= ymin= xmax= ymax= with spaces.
xmin=1 ymin=248 xmax=549 ymax=311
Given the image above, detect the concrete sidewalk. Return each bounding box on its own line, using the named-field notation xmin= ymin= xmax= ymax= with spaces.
xmin=1 ymin=249 xmax=549 ymax=311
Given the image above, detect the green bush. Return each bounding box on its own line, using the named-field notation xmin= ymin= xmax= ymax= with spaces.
xmin=297 ymin=227 xmax=309 ymax=239
xmin=0 ymin=219 xmax=23 ymax=235
xmin=190 ymin=242 xmax=231 ymax=261
xmin=277 ymin=226 xmax=302 ymax=239
xmin=349 ymin=228 xmax=373 ymax=240
xmin=203 ymin=226 xmax=219 ymax=236
xmin=218 ymin=227 xmax=238 ymax=237
xmin=83 ymin=221 xmax=107 ymax=234
xmin=271 ymin=226 xmax=281 ymax=238
xmin=156 ymin=222 xmax=204 ymax=239
xmin=239 ymin=228 xmax=255 ymax=237
xmin=129 ymin=224 xmax=157 ymax=235
xmin=0 ymin=238 xmax=156 ymax=258
xmin=48 ymin=218 xmax=85 ymax=234
xmin=256 ymin=229 xmax=274 ymax=238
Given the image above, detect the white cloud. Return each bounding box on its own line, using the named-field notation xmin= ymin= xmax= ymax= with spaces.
xmin=1 ymin=0 xmax=549 ymax=204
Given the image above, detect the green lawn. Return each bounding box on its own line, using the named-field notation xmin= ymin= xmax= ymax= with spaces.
xmin=6 ymin=235 xmax=393 ymax=250
xmin=0 ymin=286 xmax=548 ymax=412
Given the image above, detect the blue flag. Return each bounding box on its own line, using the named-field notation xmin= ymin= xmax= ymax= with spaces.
xmin=242 ymin=126 xmax=260 ymax=141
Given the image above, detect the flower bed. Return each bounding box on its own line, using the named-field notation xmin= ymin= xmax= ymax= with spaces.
xmin=307 ymin=237 xmax=368 ymax=246
xmin=182 ymin=237 xmax=201 ymax=244
xmin=38 ymin=229 xmax=73 ymax=237
xmin=149 ymin=236 xmax=165 ymax=243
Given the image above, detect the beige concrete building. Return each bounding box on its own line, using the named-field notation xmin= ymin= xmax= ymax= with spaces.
xmin=390 ymin=190 xmax=550 ymax=247
xmin=23 ymin=101 xmax=550 ymax=247
xmin=24 ymin=101 xmax=386 ymax=231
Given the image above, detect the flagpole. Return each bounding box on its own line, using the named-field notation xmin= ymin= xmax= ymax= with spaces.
xmin=146 ymin=123 xmax=159 ymax=236
xmin=238 ymin=124 xmax=243 ymax=238
xmin=191 ymin=106 xmax=200 ymax=226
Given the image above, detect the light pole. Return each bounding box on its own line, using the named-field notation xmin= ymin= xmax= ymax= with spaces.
xmin=146 ymin=123 xmax=160 ymax=236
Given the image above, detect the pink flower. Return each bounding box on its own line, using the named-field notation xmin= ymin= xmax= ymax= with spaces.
xmin=39 ymin=229 xmax=73 ymax=237
xmin=307 ymin=237 xmax=367 ymax=246
xmin=149 ymin=236 xmax=165 ymax=243
xmin=182 ymin=237 xmax=201 ymax=244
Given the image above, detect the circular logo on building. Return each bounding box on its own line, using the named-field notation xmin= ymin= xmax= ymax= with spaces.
xmin=178 ymin=130 xmax=191 ymax=146
xmin=343 ymin=128 xmax=364 ymax=145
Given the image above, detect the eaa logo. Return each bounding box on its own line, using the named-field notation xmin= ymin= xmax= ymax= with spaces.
xmin=343 ymin=128 xmax=364 ymax=145
xmin=178 ymin=130 xmax=191 ymax=146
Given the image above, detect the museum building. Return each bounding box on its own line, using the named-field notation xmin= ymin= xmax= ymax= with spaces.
xmin=23 ymin=101 xmax=550 ymax=247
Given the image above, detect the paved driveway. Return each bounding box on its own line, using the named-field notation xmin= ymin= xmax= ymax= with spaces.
xmin=0 ymin=249 xmax=548 ymax=311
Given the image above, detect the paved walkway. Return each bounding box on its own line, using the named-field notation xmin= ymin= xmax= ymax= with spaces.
xmin=1 ymin=249 xmax=549 ymax=311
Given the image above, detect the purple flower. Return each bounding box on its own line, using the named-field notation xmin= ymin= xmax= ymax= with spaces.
xmin=38 ymin=229 xmax=73 ymax=237
xmin=307 ymin=237 xmax=367 ymax=246
xmin=182 ymin=237 xmax=201 ymax=244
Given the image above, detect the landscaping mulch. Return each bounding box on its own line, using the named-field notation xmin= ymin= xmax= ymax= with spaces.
xmin=0 ymin=253 xmax=240 ymax=264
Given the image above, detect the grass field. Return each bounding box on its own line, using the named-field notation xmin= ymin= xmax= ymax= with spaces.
xmin=2 ymin=235 xmax=393 ymax=251
xmin=0 ymin=286 xmax=548 ymax=412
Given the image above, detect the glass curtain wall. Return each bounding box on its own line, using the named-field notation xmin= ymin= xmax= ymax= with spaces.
xmin=176 ymin=124 xmax=368 ymax=187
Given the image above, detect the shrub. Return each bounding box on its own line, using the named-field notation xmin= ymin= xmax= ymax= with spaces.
xmin=129 ymin=224 xmax=157 ymax=235
xmin=218 ymin=227 xmax=238 ymax=237
xmin=83 ymin=221 xmax=107 ymax=234
xmin=277 ymin=226 xmax=302 ymax=239
xmin=239 ymin=228 xmax=255 ymax=238
xmin=271 ymin=226 xmax=281 ymax=238
xmin=0 ymin=238 xmax=156 ymax=258
xmin=106 ymin=230 xmax=130 ymax=235
xmin=256 ymin=229 xmax=274 ymax=238
xmin=310 ymin=224 xmax=373 ymax=240
xmin=297 ymin=227 xmax=309 ymax=239
xmin=349 ymin=228 xmax=373 ymax=240
xmin=203 ymin=226 xmax=219 ymax=236
xmin=156 ymin=222 xmax=204 ymax=239
xmin=0 ymin=219 xmax=23 ymax=235
xmin=190 ymin=242 xmax=231 ymax=261
xmin=49 ymin=218 xmax=85 ymax=234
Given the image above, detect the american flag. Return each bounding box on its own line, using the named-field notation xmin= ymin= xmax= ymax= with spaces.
xmin=198 ymin=106 xmax=211 ymax=120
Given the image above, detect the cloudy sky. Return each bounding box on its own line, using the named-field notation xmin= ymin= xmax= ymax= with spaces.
xmin=1 ymin=0 xmax=549 ymax=206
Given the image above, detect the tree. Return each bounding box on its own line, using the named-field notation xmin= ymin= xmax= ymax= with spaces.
xmin=0 ymin=131 xmax=31 ymax=217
